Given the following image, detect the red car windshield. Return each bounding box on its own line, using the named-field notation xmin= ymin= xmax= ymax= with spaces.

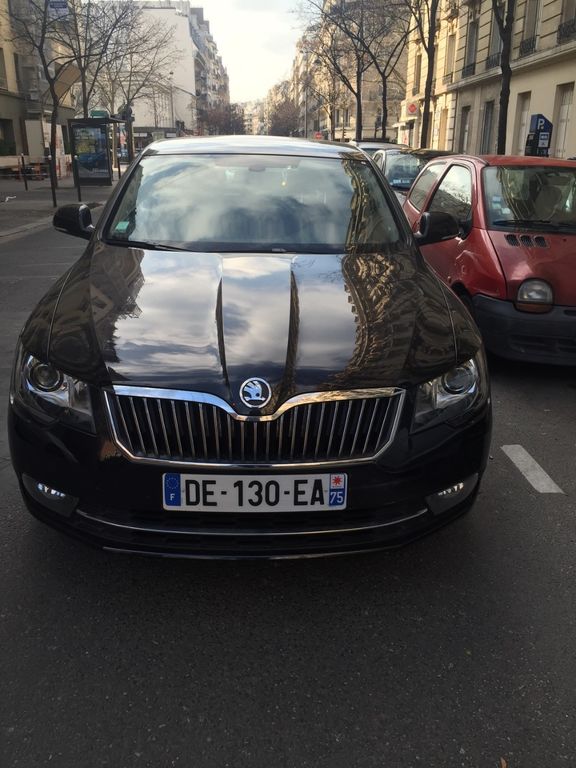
xmin=483 ymin=165 xmax=576 ymax=230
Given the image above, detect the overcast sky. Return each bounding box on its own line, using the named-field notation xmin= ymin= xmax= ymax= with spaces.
xmin=198 ymin=0 xmax=303 ymax=103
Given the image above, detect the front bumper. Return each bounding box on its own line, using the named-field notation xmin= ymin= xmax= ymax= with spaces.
xmin=9 ymin=402 xmax=491 ymax=559
xmin=473 ymin=295 xmax=576 ymax=365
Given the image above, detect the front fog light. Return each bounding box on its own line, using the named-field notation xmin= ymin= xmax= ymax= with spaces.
xmin=426 ymin=474 xmax=478 ymax=515
xmin=22 ymin=474 xmax=78 ymax=516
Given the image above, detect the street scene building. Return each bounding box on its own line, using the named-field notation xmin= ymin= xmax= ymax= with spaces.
xmin=398 ymin=0 xmax=576 ymax=156
xmin=0 ymin=0 xmax=229 ymax=171
xmin=133 ymin=1 xmax=229 ymax=146
xmin=0 ymin=0 xmax=77 ymax=173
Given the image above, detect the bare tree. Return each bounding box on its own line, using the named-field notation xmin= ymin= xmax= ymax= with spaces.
xmin=357 ymin=0 xmax=410 ymax=139
xmin=53 ymin=0 xmax=138 ymax=117
xmin=300 ymin=0 xmax=409 ymax=141
xmin=91 ymin=14 xmax=179 ymax=119
xmin=269 ymin=98 xmax=300 ymax=137
xmin=403 ymin=0 xmax=441 ymax=146
xmin=301 ymin=1 xmax=373 ymax=140
xmin=4 ymin=0 xmax=77 ymax=192
xmin=491 ymin=0 xmax=517 ymax=153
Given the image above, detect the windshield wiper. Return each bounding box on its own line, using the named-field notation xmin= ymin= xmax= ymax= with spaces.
xmin=105 ymin=237 xmax=191 ymax=251
xmin=491 ymin=218 xmax=568 ymax=228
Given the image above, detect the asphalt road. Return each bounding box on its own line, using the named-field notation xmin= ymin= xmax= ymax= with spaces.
xmin=1 ymin=224 xmax=575 ymax=768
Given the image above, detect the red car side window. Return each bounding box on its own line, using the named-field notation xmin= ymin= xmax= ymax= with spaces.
xmin=407 ymin=164 xmax=445 ymax=211
xmin=428 ymin=165 xmax=473 ymax=222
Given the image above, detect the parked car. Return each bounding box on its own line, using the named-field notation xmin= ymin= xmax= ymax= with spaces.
xmin=9 ymin=136 xmax=491 ymax=559
xmin=349 ymin=140 xmax=407 ymax=157
xmin=373 ymin=148 xmax=455 ymax=198
xmin=402 ymin=154 xmax=576 ymax=365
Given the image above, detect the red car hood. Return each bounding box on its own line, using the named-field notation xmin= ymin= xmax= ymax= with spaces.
xmin=487 ymin=229 xmax=576 ymax=306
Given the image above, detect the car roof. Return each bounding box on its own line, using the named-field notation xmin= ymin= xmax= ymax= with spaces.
xmin=354 ymin=141 xmax=406 ymax=148
xmin=440 ymin=154 xmax=576 ymax=168
xmin=141 ymin=134 xmax=367 ymax=160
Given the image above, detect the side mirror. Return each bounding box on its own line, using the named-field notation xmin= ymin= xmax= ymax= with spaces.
xmin=415 ymin=211 xmax=460 ymax=246
xmin=53 ymin=204 xmax=95 ymax=240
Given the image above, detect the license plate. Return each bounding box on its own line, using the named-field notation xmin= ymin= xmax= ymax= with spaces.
xmin=163 ymin=473 xmax=348 ymax=512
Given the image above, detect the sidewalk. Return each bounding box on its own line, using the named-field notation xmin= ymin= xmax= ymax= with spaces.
xmin=0 ymin=173 xmax=119 ymax=240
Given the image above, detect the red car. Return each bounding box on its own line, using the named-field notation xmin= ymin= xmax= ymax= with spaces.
xmin=402 ymin=155 xmax=576 ymax=365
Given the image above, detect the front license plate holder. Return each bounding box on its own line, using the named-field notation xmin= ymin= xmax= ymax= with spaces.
xmin=163 ymin=473 xmax=348 ymax=512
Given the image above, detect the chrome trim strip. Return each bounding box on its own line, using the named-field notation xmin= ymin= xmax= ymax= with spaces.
xmin=77 ymin=506 xmax=428 ymax=537
xmin=103 ymin=389 xmax=406 ymax=469
xmin=109 ymin=385 xmax=403 ymax=422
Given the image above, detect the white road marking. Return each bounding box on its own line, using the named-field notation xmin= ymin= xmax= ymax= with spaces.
xmin=501 ymin=445 xmax=564 ymax=494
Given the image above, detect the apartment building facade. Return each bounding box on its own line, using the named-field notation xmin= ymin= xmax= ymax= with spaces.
xmin=398 ymin=0 xmax=576 ymax=158
xmin=134 ymin=1 xmax=229 ymax=142
xmin=0 ymin=0 xmax=76 ymax=162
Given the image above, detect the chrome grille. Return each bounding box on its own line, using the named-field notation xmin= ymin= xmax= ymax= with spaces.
xmin=104 ymin=388 xmax=404 ymax=466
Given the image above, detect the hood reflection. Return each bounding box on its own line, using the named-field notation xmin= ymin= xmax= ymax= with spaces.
xmin=46 ymin=245 xmax=456 ymax=403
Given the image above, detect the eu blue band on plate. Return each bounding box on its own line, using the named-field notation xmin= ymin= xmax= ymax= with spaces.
xmin=164 ymin=473 xmax=181 ymax=506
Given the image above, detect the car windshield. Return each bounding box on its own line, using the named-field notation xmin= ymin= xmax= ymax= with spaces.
xmin=384 ymin=154 xmax=426 ymax=189
xmin=483 ymin=165 xmax=576 ymax=229
xmin=106 ymin=153 xmax=401 ymax=252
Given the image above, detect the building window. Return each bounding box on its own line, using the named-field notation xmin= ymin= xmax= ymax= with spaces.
xmin=486 ymin=8 xmax=503 ymax=68
xmin=459 ymin=106 xmax=471 ymax=152
xmin=562 ymin=0 xmax=576 ymax=21
xmin=413 ymin=52 xmax=422 ymax=95
xmin=553 ymin=82 xmax=574 ymax=157
xmin=444 ymin=34 xmax=456 ymax=82
xmin=438 ymin=108 xmax=449 ymax=148
xmin=463 ymin=19 xmax=478 ymax=77
xmin=480 ymin=101 xmax=495 ymax=153
xmin=520 ymin=0 xmax=540 ymax=55
xmin=514 ymin=92 xmax=531 ymax=153
xmin=0 ymin=49 xmax=7 ymax=90
xmin=558 ymin=0 xmax=576 ymax=41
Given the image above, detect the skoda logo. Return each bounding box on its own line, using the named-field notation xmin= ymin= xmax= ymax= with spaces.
xmin=239 ymin=378 xmax=272 ymax=409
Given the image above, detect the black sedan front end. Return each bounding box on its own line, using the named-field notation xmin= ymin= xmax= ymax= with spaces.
xmin=8 ymin=136 xmax=491 ymax=558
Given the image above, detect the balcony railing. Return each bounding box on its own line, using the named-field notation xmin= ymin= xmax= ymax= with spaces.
xmin=519 ymin=36 xmax=537 ymax=56
xmin=461 ymin=62 xmax=476 ymax=77
xmin=557 ymin=18 xmax=576 ymax=43
xmin=443 ymin=73 xmax=453 ymax=85
xmin=485 ymin=53 xmax=500 ymax=70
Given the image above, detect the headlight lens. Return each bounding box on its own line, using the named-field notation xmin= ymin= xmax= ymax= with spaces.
xmin=413 ymin=352 xmax=489 ymax=430
xmin=516 ymin=279 xmax=553 ymax=312
xmin=12 ymin=348 xmax=95 ymax=432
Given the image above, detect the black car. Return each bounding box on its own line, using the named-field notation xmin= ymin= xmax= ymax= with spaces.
xmin=372 ymin=148 xmax=455 ymax=198
xmin=8 ymin=136 xmax=491 ymax=559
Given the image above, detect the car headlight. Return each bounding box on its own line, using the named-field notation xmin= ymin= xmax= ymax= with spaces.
xmin=11 ymin=347 xmax=95 ymax=433
xmin=516 ymin=279 xmax=553 ymax=313
xmin=413 ymin=352 xmax=489 ymax=431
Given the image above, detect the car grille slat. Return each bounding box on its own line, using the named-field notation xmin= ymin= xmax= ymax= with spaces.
xmin=106 ymin=390 xmax=403 ymax=465
xmin=157 ymin=399 xmax=171 ymax=457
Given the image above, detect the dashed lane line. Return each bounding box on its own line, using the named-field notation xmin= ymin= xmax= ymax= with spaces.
xmin=501 ymin=445 xmax=564 ymax=494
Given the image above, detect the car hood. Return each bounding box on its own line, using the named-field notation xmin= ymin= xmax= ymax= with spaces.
xmin=487 ymin=229 xmax=576 ymax=305
xmin=23 ymin=243 xmax=477 ymax=412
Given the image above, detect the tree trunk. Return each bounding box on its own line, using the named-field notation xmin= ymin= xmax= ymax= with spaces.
xmin=49 ymin=87 xmax=60 ymax=195
xmin=495 ymin=0 xmax=516 ymax=153
xmin=419 ymin=0 xmax=439 ymax=147
xmin=380 ymin=77 xmax=388 ymax=140
xmin=355 ymin=66 xmax=363 ymax=140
